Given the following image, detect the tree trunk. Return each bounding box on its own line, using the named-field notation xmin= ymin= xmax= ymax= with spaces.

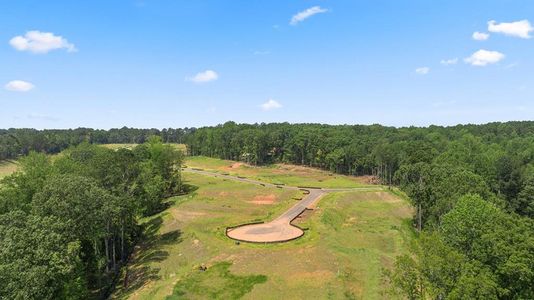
xmin=104 ymin=237 xmax=109 ymax=272
xmin=112 ymin=236 xmax=116 ymax=270
xmin=94 ymin=239 xmax=98 ymax=256
xmin=418 ymin=203 xmax=422 ymax=232
xmin=105 ymin=221 xmax=110 ymax=272
xmin=121 ymin=223 xmax=125 ymax=262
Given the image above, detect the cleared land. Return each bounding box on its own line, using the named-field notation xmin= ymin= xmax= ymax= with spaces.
xmin=186 ymin=156 xmax=376 ymax=188
xmin=186 ymin=168 xmax=383 ymax=243
xmin=100 ymin=143 xmax=140 ymax=150
xmin=113 ymin=158 xmax=414 ymax=299
xmin=102 ymin=143 xmax=186 ymax=152
xmin=0 ymin=160 xmax=17 ymax=179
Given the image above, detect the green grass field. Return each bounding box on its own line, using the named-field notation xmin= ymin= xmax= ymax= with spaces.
xmin=112 ymin=159 xmax=414 ymax=299
xmin=185 ymin=156 xmax=376 ymax=189
xmin=0 ymin=160 xmax=18 ymax=179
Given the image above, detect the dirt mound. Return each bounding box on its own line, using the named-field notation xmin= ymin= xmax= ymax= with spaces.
xmin=229 ymin=162 xmax=244 ymax=169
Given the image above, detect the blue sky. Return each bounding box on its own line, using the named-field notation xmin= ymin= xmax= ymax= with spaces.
xmin=1 ymin=0 xmax=533 ymax=129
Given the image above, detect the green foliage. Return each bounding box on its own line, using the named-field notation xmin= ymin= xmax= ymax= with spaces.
xmin=0 ymin=138 xmax=183 ymax=299
xmin=134 ymin=137 xmax=183 ymax=215
xmin=0 ymin=152 xmax=53 ymax=213
xmin=515 ymin=172 xmax=534 ymax=217
xmin=440 ymin=194 xmax=502 ymax=256
xmin=384 ymin=255 xmax=424 ymax=300
xmin=441 ymin=195 xmax=534 ymax=298
xmin=138 ymin=172 xmax=165 ymax=215
xmin=32 ymin=175 xmax=113 ymax=239
xmin=0 ymin=127 xmax=190 ymax=161
xmin=387 ymin=233 xmax=502 ymax=300
xmin=0 ymin=211 xmax=86 ymax=299
xmin=389 ymin=195 xmax=534 ymax=299
xmin=447 ymin=263 xmax=499 ymax=300
xmin=167 ymin=261 xmax=267 ymax=300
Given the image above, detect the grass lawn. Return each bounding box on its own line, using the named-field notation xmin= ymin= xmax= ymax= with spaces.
xmin=0 ymin=160 xmax=18 ymax=179
xmin=185 ymin=156 xmax=376 ymax=189
xmin=112 ymin=160 xmax=414 ymax=299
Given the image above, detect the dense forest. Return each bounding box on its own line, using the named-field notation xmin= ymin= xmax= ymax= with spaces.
xmin=1 ymin=121 xmax=534 ymax=299
xmin=0 ymin=127 xmax=194 ymax=161
xmin=0 ymin=137 xmax=183 ymax=299
xmin=186 ymin=121 xmax=534 ymax=298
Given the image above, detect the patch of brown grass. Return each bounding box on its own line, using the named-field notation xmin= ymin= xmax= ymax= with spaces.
xmin=228 ymin=162 xmax=244 ymax=169
xmin=0 ymin=160 xmax=18 ymax=179
xmin=249 ymin=194 xmax=276 ymax=205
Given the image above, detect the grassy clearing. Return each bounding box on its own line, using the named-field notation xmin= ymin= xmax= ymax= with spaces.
xmin=112 ymin=159 xmax=414 ymax=299
xmin=0 ymin=160 xmax=18 ymax=179
xmin=166 ymin=261 xmax=267 ymax=300
xmin=295 ymin=191 xmax=415 ymax=298
xmin=101 ymin=143 xmax=186 ymax=152
xmin=100 ymin=143 xmax=139 ymax=150
xmin=185 ymin=156 xmax=376 ymax=189
xmin=113 ymin=172 xmax=302 ymax=299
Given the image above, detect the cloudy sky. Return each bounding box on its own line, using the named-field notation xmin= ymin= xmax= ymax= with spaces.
xmin=1 ymin=0 xmax=533 ymax=129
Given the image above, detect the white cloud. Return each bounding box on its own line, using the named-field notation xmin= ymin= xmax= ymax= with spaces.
xmin=187 ymin=70 xmax=218 ymax=83
xmin=464 ymin=49 xmax=505 ymax=66
xmin=440 ymin=58 xmax=458 ymax=65
xmin=9 ymin=31 xmax=76 ymax=54
xmin=488 ymin=20 xmax=533 ymax=39
xmin=472 ymin=31 xmax=489 ymax=41
xmin=290 ymin=6 xmax=328 ymax=25
xmin=260 ymin=99 xmax=282 ymax=111
xmin=415 ymin=67 xmax=430 ymax=75
xmin=4 ymin=80 xmax=35 ymax=92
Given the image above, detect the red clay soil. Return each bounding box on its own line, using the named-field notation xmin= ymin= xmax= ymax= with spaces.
xmin=249 ymin=194 xmax=277 ymax=205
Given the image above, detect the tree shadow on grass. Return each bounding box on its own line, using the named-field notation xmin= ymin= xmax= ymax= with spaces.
xmin=182 ymin=183 xmax=199 ymax=194
xmin=113 ymin=183 xmax=200 ymax=298
xmin=113 ymin=216 xmax=183 ymax=298
xmin=148 ymin=183 xmax=200 ymax=215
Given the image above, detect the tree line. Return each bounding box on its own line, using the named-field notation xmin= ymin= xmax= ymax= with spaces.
xmin=0 ymin=137 xmax=183 ymax=299
xmin=185 ymin=121 xmax=534 ymax=298
xmin=0 ymin=127 xmax=194 ymax=161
